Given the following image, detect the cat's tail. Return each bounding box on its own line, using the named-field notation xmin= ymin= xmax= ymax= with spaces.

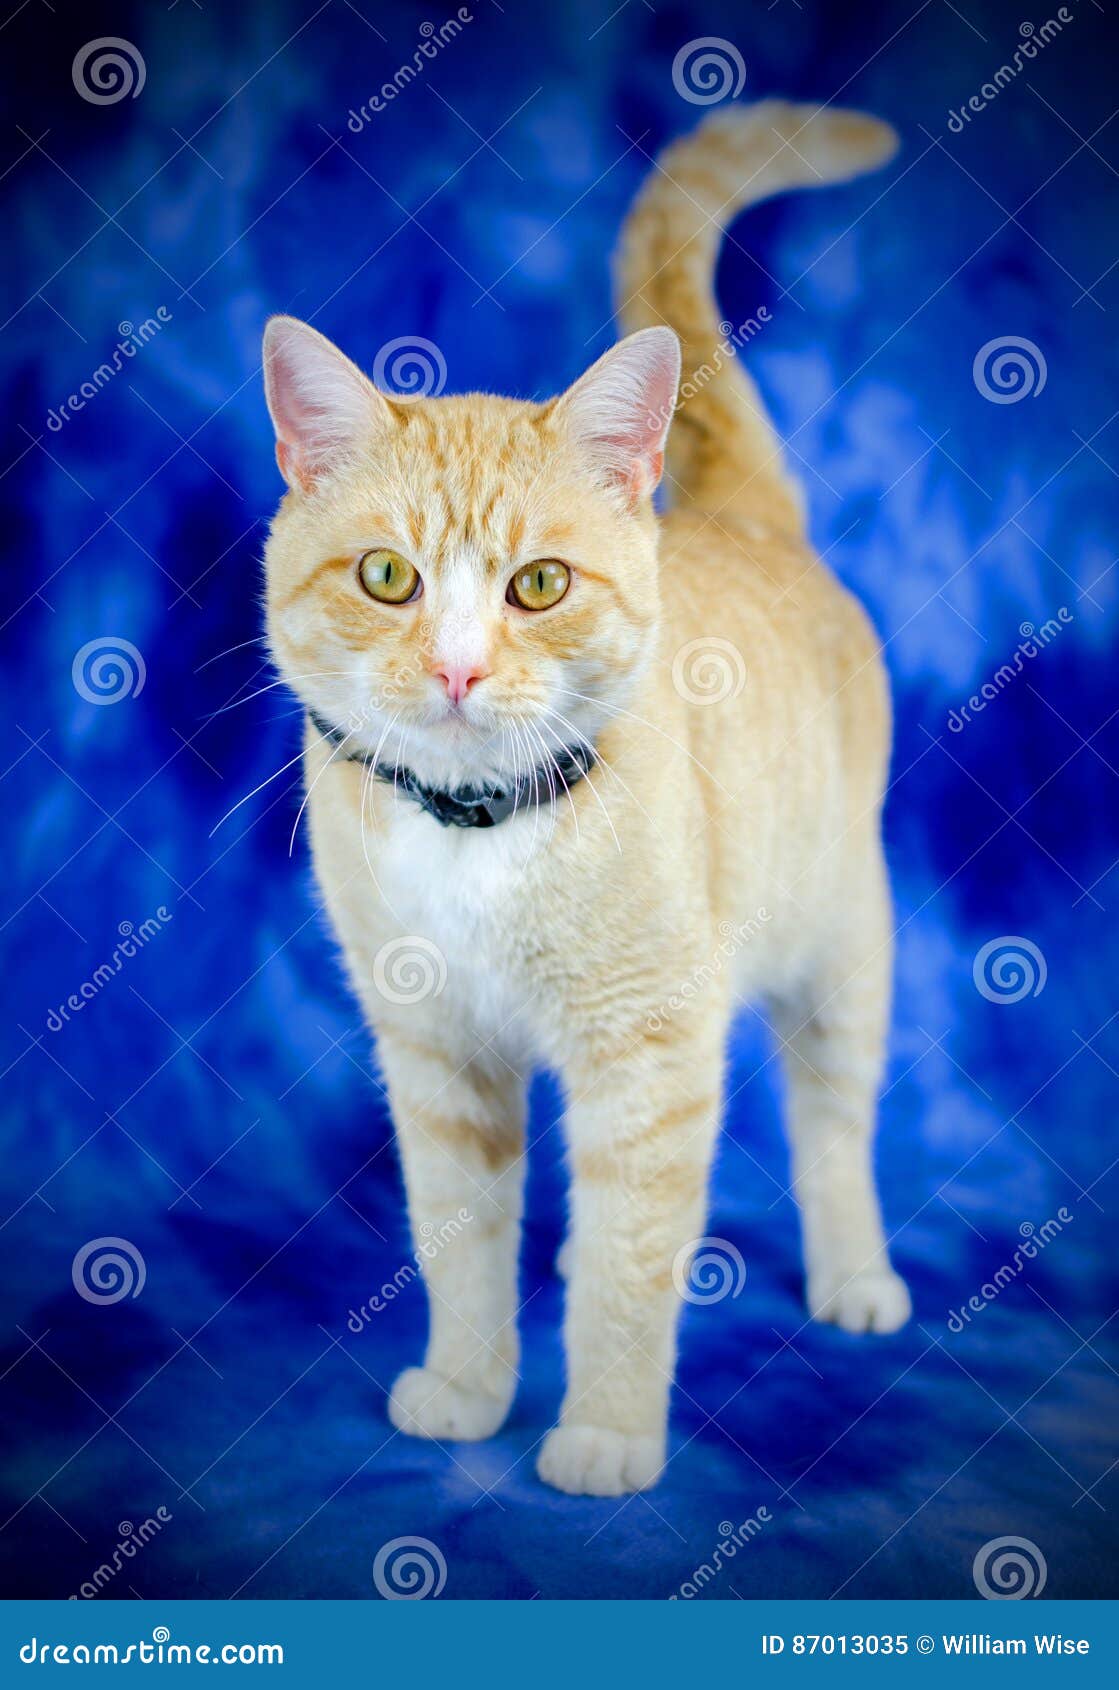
xmin=615 ymin=100 xmax=897 ymax=528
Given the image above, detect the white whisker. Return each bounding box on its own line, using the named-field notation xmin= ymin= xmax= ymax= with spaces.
xmin=555 ymin=685 xmax=732 ymax=795
xmin=536 ymin=711 xmax=622 ymax=853
xmin=538 ymin=703 xmax=649 ymax=832
xmin=288 ymin=721 xmax=359 ymax=858
xmin=359 ymin=709 xmax=402 ymax=912
xmin=209 ymin=744 xmax=307 ymax=836
xmin=203 ymin=673 xmax=350 ymax=723
xmin=527 ymin=719 xmax=579 ymax=842
xmin=195 ymin=634 xmax=269 ymax=673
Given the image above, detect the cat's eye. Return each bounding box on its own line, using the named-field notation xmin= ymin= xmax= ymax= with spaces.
xmin=358 ymin=548 xmax=421 ymax=604
xmin=508 ymin=559 xmax=570 ymax=612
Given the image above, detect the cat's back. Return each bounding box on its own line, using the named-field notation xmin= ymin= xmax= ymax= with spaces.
xmin=655 ymin=501 xmax=891 ymax=825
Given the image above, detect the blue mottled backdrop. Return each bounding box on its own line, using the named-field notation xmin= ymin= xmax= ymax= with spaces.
xmin=2 ymin=0 xmax=1117 ymax=1600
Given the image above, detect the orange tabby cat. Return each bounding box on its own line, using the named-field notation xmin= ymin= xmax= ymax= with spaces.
xmin=261 ymin=99 xmax=909 ymax=1497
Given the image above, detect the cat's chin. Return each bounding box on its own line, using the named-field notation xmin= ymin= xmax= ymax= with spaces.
xmin=323 ymin=694 xmax=596 ymax=796
xmin=380 ymin=718 xmax=515 ymax=795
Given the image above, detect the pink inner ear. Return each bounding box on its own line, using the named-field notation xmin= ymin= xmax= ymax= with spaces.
xmin=262 ymin=317 xmax=383 ymax=492
xmin=561 ymin=327 xmax=681 ymax=501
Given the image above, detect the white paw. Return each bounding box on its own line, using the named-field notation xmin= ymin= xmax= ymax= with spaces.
xmin=388 ymin=1366 xmax=512 ymax=1442
xmin=537 ymin=1424 xmax=664 ymax=1497
xmin=808 ymin=1266 xmax=912 ymax=1334
xmin=556 ymin=1237 xmax=572 ymax=1280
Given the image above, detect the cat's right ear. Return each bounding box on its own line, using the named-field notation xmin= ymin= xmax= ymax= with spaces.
xmin=262 ymin=316 xmax=394 ymax=493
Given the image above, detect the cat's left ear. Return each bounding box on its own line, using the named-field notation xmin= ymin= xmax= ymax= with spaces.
xmin=556 ymin=327 xmax=681 ymax=506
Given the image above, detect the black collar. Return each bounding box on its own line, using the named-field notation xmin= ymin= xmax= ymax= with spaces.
xmin=308 ymin=710 xmax=595 ymax=829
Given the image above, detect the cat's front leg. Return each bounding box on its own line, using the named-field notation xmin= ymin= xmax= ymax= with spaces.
xmin=374 ymin=1027 xmax=526 ymax=1442
xmin=539 ymin=1025 xmax=724 ymax=1497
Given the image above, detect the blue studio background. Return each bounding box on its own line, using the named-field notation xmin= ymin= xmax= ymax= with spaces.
xmin=1 ymin=0 xmax=1117 ymax=1600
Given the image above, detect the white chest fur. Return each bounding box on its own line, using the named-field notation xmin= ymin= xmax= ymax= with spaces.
xmin=365 ymin=800 xmax=549 ymax=1063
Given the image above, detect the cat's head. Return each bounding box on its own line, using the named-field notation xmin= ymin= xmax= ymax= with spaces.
xmin=261 ymin=316 xmax=679 ymax=791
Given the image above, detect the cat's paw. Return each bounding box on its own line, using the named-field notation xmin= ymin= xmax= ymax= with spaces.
xmin=536 ymin=1424 xmax=664 ymax=1496
xmin=388 ymin=1366 xmax=512 ymax=1442
xmin=555 ymin=1237 xmax=572 ymax=1280
xmin=808 ymin=1266 xmax=911 ymax=1334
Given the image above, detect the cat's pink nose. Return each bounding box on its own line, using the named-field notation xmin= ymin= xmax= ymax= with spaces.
xmin=432 ymin=662 xmax=488 ymax=706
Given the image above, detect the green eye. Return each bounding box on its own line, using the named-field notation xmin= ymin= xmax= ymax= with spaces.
xmin=508 ymin=560 xmax=570 ymax=611
xmin=358 ymin=548 xmax=420 ymax=604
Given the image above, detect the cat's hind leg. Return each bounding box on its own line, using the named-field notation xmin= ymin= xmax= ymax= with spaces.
xmin=769 ymin=846 xmax=911 ymax=1334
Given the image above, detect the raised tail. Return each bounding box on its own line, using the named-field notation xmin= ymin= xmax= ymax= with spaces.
xmin=615 ymin=100 xmax=897 ymax=528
